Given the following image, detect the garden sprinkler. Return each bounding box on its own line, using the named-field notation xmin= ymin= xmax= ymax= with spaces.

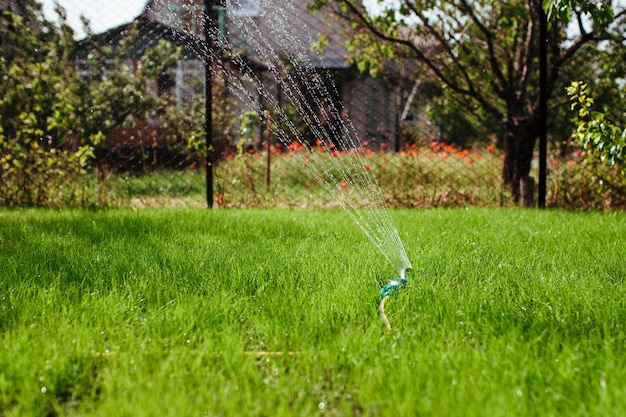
xmin=378 ymin=267 xmax=411 ymax=333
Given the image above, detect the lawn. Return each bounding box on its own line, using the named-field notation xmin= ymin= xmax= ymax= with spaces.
xmin=1 ymin=208 xmax=625 ymax=416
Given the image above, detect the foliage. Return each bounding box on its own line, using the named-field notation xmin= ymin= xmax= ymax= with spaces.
xmin=544 ymin=0 xmax=615 ymax=27
xmin=425 ymin=85 xmax=503 ymax=150
xmin=0 ymin=3 xmax=217 ymax=206
xmin=0 ymin=4 xmax=101 ymax=206
xmin=0 ymin=121 xmax=96 ymax=206
xmin=80 ymin=27 xmax=209 ymax=172
xmin=545 ymin=0 xmax=626 ymax=203
xmin=548 ymin=155 xmax=626 ymax=210
xmin=311 ymin=0 xmax=625 ymax=199
xmin=566 ymin=81 xmax=625 ymax=174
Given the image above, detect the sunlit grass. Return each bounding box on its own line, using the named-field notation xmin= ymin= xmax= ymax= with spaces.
xmin=1 ymin=207 xmax=625 ymax=416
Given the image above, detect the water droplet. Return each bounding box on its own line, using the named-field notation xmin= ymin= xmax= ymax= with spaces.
xmin=318 ymin=402 xmax=325 ymax=410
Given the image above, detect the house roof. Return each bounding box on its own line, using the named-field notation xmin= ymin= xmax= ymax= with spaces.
xmin=75 ymin=16 xmax=209 ymax=61
xmin=75 ymin=1 xmax=352 ymax=73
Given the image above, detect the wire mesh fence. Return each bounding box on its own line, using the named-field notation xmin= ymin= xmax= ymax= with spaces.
xmin=2 ymin=0 xmax=621 ymax=209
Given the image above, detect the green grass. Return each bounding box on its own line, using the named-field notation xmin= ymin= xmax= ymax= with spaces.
xmin=1 ymin=208 xmax=625 ymax=416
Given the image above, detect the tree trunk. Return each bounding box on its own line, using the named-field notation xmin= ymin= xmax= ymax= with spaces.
xmin=502 ymin=117 xmax=538 ymax=201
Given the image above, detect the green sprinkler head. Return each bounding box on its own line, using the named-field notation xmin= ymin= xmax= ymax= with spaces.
xmin=380 ymin=267 xmax=411 ymax=298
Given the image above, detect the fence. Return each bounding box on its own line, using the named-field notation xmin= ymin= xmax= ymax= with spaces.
xmin=1 ymin=0 xmax=623 ymax=210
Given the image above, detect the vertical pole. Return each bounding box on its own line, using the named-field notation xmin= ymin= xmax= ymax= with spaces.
xmin=538 ymin=3 xmax=548 ymax=208
xmin=265 ymin=113 xmax=271 ymax=189
xmin=204 ymin=0 xmax=220 ymax=208
xmin=175 ymin=60 xmax=184 ymax=106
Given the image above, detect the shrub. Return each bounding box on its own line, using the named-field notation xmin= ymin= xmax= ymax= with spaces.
xmin=0 ymin=118 xmax=96 ymax=206
xmin=566 ymin=81 xmax=625 ymax=175
xmin=0 ymin=6 xmax=100 ymax=206
xmin=547 ymin=156 xmax=626 ymax=211
xmin=0 ymin=4 xmax=214 ymax=206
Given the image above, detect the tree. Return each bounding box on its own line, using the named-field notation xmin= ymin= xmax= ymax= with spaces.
xmin=0 ymin=1 xmax=198 ymax=205
xmin=548 ymin=1 xmax=625 ymax=173
xmin=0 ymin=1 xmax=96 ymax=205
xmin=310 ymin=0 xmax=625 ymax=199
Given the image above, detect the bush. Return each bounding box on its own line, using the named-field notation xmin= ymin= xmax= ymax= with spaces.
xmin=0 ymin=4 xmax=212 ymax=206
xmin=0 ymin=121 xmax=96 ymax=206
xmin=548 ymin=156 xmax=626 ymax=210
xmin=0 ymin=5 xmax=100 ymax=206
xmin=546 ymin=81 xmax=626 ymax=210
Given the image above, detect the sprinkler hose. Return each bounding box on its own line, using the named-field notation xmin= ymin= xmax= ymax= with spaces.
xmin=378 ymin=267 xmax=410 ymax=332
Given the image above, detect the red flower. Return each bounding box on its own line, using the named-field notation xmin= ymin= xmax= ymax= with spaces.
xmin=364 ymin=164 xmax=371 ymax=171
xmin=487 ymin=145 xmax=495 ymax=153
xmin=216 ymin=194 xmax=223 ymax=203
xmin=341 ymin=182 xmax=348 ymax=189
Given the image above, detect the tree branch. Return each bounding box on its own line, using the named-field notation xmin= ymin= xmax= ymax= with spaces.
xmin=402 ymin=1 xmax=476 ymax=94
xmin=516 ymin=0 xmax=535 ymax=105
xmin=458 ymin=0 xmax=509 ymax=98
xmin=338 ymin=1 xmax=467 ymax=94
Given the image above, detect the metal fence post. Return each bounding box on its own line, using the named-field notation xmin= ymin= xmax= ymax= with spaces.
xmin=538 ymin=3 xmax=548 ymax=208
xmin=204 ymin=0 xmax=221 ymax=208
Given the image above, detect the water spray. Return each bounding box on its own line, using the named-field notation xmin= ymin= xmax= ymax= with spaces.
xmin=200 ymin=1 xmax=415 ymax=333
xmin=378 ymin=267 xmax=411 ymax=333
